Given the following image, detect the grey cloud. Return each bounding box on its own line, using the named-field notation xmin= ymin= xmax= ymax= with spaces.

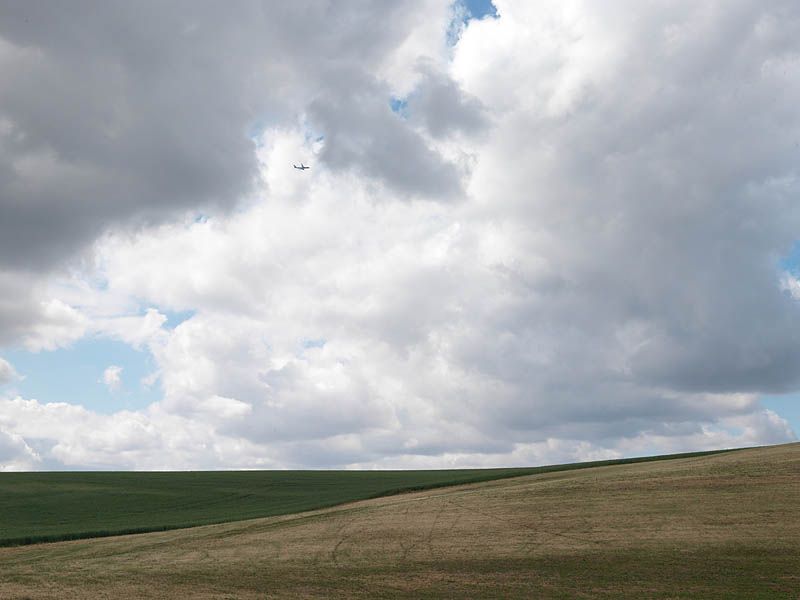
xmin=406 ymin=63 xmax=488 ymax=138
xmin=0 ymin=273 xmax=38 ymax=346
xmin=308 ymin=79 xmax=463 ymax=198
xmin=462 ymin=1 xmax=800 ymax=401
xmin=0 ymin=2 xmax=260 ymax=269
xmin=0 ymin=0 xmax=452 ymax=271
xmin=0 ymin=0 xmax=460 ymax=353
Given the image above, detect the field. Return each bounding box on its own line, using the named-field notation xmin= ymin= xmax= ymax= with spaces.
xmin=1 ymin=443 xmax=798 ymax=598
xmin=0 ymin=451 xmax=723 ymax=547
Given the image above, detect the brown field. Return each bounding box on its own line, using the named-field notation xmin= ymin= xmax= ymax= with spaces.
xmin=1 ymin=443 xmax=799 ymax=599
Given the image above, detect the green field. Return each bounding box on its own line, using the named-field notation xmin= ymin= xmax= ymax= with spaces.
xmin=0 ymin=449 xmax=728 ymax=547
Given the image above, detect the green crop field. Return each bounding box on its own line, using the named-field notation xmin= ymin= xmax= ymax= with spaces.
xmin=0 ymin=443 xmax=797 ymax=599
xmin=0 ymin=449 xmax=728 ymax=547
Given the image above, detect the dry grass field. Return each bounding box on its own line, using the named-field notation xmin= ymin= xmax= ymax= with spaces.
xmin=1 ymin=443 xmax=798 ymax=599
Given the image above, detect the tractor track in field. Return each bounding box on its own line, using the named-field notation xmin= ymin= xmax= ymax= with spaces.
xmin=445 ymin=495 xmax=602 ymax=548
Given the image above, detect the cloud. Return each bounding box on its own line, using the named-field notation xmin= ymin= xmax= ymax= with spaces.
xmin=0 ymin=0 xmax=462 ymax=352
xmin=451 ymin=0 xmax=800 ymax=395
xmin=308 ymin=85 xmax=464 ymax=198
xmin=62 ymin=117 xmax=794 ymax=466
xmin=101 ymin=365 xmax=123 ymax=392
xmin=1 ymin=1 xmax=800 ymax=469
xmin=0 ymin=357 xmax=18 ymax=384
xmin=406 ymin=62 xmax=489 ymax=139
xmin=0 ymin=426 xmax=40 ymax=471
xmin=0 ymin=397 xmax=281 ymax=470
xmin=0 ymin=393 xmax=790 ymax=471
xmin=21 ymin=299 xmax=89 ymax=352
xmin=0 ymin=0 xmax=455 ymax=272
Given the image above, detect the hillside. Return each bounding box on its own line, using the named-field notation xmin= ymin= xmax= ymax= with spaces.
xmin=0 ymin=451 xmax=723 ymax=547
xmin=1 ymin=443 xmax=798 ymax=598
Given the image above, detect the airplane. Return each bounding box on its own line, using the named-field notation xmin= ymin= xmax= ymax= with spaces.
xmin=293 ymin=163 xmax=310 ymax=170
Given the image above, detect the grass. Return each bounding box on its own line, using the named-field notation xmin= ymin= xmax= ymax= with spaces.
xmin=0 ymin=448 xmax=729 ymax=547
xmin=0 ymin=443 xmax=797 ymax=598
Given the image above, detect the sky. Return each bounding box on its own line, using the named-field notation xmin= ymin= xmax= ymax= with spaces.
xmin=0 ymin=0 xmax=799 ymax=471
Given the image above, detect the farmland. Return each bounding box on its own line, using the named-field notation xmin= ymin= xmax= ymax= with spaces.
xmin=1 ymin=443 xmax=798 ymax=598
xmin=0 ymin=450 xmax=724 ymax=547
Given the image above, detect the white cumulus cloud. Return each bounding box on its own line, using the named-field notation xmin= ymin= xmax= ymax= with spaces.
xmin=101 ymin=365 xmax=123 ymax=393
xmin=0 ymin=357 xmax=18 ymax=384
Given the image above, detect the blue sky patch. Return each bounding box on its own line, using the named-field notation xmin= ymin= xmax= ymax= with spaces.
xmin=163 ymin=309 xmax=196 ymax=330
xmin=779 ymin=240 xmax=800 ymax=274
xmin=448 ymin=0 xmax=498 ymax=47
xmin=3 ymin=337 xmax=160 ymax=414
xmin=462 ymin=0 xmax=498 ymax=20
xmin=389 ymin=96 xmax=409 ymax=117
